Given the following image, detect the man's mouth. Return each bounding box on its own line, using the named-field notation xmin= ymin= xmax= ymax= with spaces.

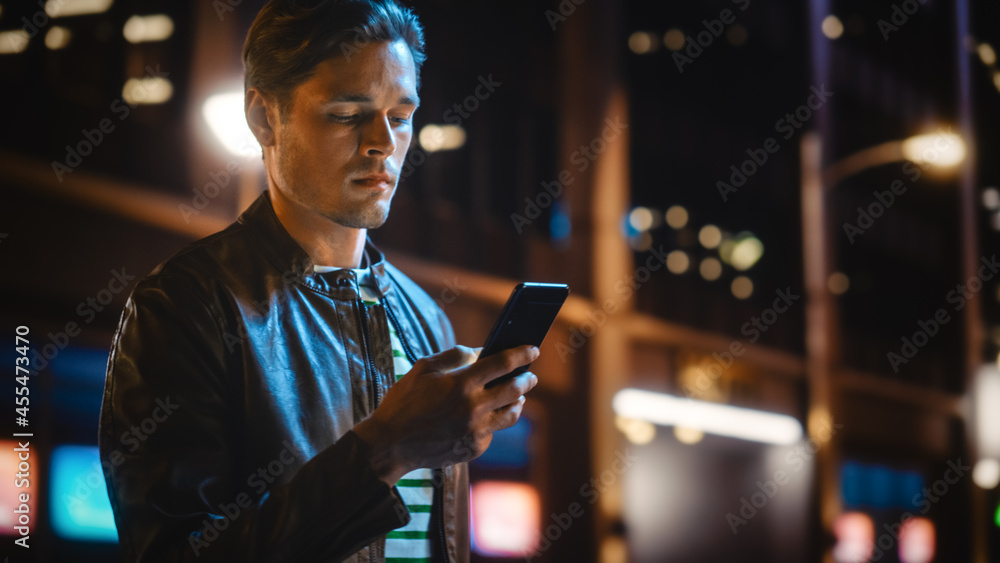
xmin=352 ymin=174 xmax=393 ymax=189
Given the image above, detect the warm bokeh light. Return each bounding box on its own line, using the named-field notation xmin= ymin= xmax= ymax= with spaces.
xmin=900 ymin=131 xmax=967 ymax=168
xmin=673 ymin=426 xmax=704 ymax=445
xmin=828 ymin=271 xmax=850 ymax=295
xmin=600 ymin=536 xmax=628 ymax=563
xmin=979 ymin=43 xmax=997 ymax=66
xmin=123 ymin=14 xmax=175 ymax=43
xmin=700 ymin=257 xmax=722 ymax=281
xmin=973 ymin=459 xmax=1000 ymax=490
xmin=471 ymin=481 xmax=540 ymax=557
xmin=122 ymin=76 xmax=173 ymax=105
xmin=45 ymin=0 xmax=113 ymax=17
xmin=418 ymin=123 xmax=466 ymax=153
xmin=730 ymin=233 xmax=764 ymax=271
xmin=628 ymin=206 xmax=655 ymax=231
xmin=45 ymin=26 xmax=71 ymax=50
xmin=666 ymin=250 xmax=690 ymax=274
xmin=612 ymin=388 xmax=804 ymax=445
xmin=202 ymin=91 xmax=261 ymax=158
xmin=898 ymin=517 xmax=935 ymax=563
xmin=628 ymin=31 xmax=657 ymax=54
xmin=718 ymin=239 xmax=735 ymax=264
xmin=615 ymin=415 xmax=656 ymax=445
xmin=663 ymin=29 xmax=685 ymax=51
xmin=698 ymin=224 xmax=722 ymax=249
xmin=731 ymin=276 xmax=753 ymax=299
xmin=833 ymin=512 xmax=875 ymax=563
xmin=822 ymin=15 xmax=844 ymax=39
xmin=982 ymin=187 xmax=999 ymax=210
xmin=0 ymin=30 xmax=29 ymax=54
xmin=726 ymin=24 xmax=747 ymax=47
xmin=665 ymin=205 xmax=689 ymax=229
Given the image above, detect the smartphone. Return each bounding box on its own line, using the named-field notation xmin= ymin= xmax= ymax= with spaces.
xmin=480 ymin=282 xmax=569 ymax=389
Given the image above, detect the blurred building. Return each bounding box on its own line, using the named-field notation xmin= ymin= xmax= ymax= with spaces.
xmin=0 ymin=0 xmax=999 ymax=562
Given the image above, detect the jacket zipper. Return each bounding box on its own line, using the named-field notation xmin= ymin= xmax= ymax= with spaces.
xmin=383 ymin=300 xmax=450 ymax=563
xmin=356 ymin=300 xmax=381 ymax=410
xmin=355 ymin=299 xmax=385 ymax=563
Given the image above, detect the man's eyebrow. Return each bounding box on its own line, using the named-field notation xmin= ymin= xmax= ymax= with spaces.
xmin=327 ymin=93 xmax=420 ymax=106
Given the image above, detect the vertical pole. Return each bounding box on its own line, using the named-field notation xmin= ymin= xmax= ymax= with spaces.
xmin=805 ymin=1 xmax=838 ymax=561
xmin=801 ymin=134 xmax=840 ymax=563
xmin=589 ymin=85 xmax=632 ymax=563
xmin=955 ymin=0 xmax=986 ymax=559
xmin=556 ymin=1 xmax=631 ymax=559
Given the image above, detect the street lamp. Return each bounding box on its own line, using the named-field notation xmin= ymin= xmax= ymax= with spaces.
xmin=201 ymin=90 xmax=265 ymax=215
xmin=821 ymin=130 xmax=967 ymax=188
xmin=799 ymin=128 xmax=967 ymax=560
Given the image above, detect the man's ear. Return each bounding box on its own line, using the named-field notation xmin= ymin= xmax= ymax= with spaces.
xmin=245 ymin=87 xmax=278 ymax=148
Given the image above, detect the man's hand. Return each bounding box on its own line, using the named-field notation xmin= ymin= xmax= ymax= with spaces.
xmin=354 ymin=344 xmax=539 ymax=485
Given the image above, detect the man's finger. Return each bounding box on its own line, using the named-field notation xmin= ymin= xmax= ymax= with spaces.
xmin=414 ymin=345 xmax=479 ymax=374
xmin=482 ymin=371 xmax=537 ymax=410
xmin=469 ymin=345 xmax=539 ymax=385
xmin=488 ymin=395 xmax=526 ymax=432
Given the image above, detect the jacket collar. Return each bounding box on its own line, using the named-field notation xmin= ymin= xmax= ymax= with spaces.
xmin=238 ymin=190 xmax=393 ymax=299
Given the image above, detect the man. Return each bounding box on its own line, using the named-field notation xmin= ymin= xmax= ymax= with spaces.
xmin=98 ymin=1 xmax=538 ymax=561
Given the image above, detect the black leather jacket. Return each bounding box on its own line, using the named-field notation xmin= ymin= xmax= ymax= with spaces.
xmin=99 ymin=191 xmax=469 ymax=562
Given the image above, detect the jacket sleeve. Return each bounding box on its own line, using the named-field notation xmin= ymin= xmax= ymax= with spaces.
xmin=98 ymin=272 xmax=409 ymax=563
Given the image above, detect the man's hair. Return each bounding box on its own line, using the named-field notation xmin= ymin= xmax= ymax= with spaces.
xmin=243 ymin=0 xmax=426 ymax=120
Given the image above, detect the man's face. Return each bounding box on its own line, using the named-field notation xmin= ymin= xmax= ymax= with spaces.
xmin=268 ymin=40 xmax=419 ymax=229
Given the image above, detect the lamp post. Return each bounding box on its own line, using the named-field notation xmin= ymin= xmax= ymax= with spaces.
xmin=799 ymin=130 xmax=967 ymax=563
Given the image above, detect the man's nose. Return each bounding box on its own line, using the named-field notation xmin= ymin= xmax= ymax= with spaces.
xmin=359 ymin=114 xmax=397 ymax=158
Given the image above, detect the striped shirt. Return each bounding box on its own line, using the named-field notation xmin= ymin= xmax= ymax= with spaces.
xmin=345 ymin=266 xmax=434 ymax=562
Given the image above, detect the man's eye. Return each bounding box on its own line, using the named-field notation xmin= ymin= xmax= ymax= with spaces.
xmin=329 ymin=114 xmax=358 ymax=123
xmin=390 ymin=116 xmax=412 ymax=124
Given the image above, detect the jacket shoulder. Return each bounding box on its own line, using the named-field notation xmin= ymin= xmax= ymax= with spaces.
xmin=147 ymin=221 xmax=249 ymax=282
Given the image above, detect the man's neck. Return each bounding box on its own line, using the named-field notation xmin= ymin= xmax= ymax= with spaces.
xmin=269 ymin=188 xmax=366 ymax=269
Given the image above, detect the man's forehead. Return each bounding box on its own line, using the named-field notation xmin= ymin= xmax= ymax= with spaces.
xmin=311 ymin=40 xmax=417 ymax=98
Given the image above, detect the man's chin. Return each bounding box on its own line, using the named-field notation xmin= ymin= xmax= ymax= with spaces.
xmin=324 ymin=204 xmax=391 ymax=230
